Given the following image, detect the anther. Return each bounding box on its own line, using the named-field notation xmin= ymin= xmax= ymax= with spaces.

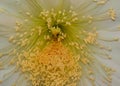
xmin=108 ymin=8 xmax=116 ymax=21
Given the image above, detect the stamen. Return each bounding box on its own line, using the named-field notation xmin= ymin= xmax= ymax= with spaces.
xmin=0 ymin=1 xmax=119 ymax=86
xmin=17 ymin=42 xmax=81 ymax=86
xmin=108 ymin=8 xmax=116 ymax=21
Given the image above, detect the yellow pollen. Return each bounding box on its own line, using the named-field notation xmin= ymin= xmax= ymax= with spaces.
xmin=9 ymin=36 xmax=14 ymax=42
xmin=108 ymin=8 xmax=116 ymax=21
xmin=84 ymin=32 xmax=97 ymax=44
xmin=18 ymin=42 xmax=81 ymax=86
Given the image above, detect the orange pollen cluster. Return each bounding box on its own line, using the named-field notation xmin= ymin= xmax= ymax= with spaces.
xmin=17 ymin=42 xmax=81 ymax=86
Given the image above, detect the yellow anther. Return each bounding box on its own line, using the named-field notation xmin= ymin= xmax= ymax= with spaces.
xmin=66 ymin=22 xmax=71 ymax=26
xmin=26 ymin=12 xmax=32 ymax=17
xmin=38 ymin=29 xmax=41 ymax=36
xmin=113 ymin=37 xmax=119 ymax=41
xmin=15 ymin=26 xmax=20 ymax=32
xmin=88 ymin=70 xmax=94 ymax=75
xmin=72 ymin=12 xmax=77 ymax=17
xmin=16 ymin=21 xmax=22 ymax=26
xmin=58 ymin=11 xmax=62 ymax=14
xmin=108 ymin=8 xmax=116 ymax=21
xmin=46 ymin=35 xmax=50 ymax=40
xmin=24 ymin=19 xmax=28 ymax=22
xmin=26 ymin=12 xmax=30 ymax=15
xmin=94 ymin=0 xmax=108 ymax=5
xmin=81 ymin=58 xmax=90 ymax=64
xmin=50 ymin=27 xmax=61 ymax=37
xmin=9 ymin=36 xmax=14 ymax=42
xmin=10 ymin=59 xmax=15 ymax=65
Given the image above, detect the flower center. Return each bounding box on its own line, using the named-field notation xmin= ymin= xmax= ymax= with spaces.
xmin=39 ymin=9 xmax=78 ymax=41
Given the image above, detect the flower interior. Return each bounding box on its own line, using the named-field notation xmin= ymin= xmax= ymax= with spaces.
xmin=0 ymin=0 xmax=119 ymax=86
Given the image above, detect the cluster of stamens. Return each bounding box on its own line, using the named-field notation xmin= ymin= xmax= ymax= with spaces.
xmin=39 ymin=9 xmax=78 ymax=41
xmin=17 ymin=42 xmax=81 ymax=86
xmin=0 ymin=1 xmax=119 ymax=86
